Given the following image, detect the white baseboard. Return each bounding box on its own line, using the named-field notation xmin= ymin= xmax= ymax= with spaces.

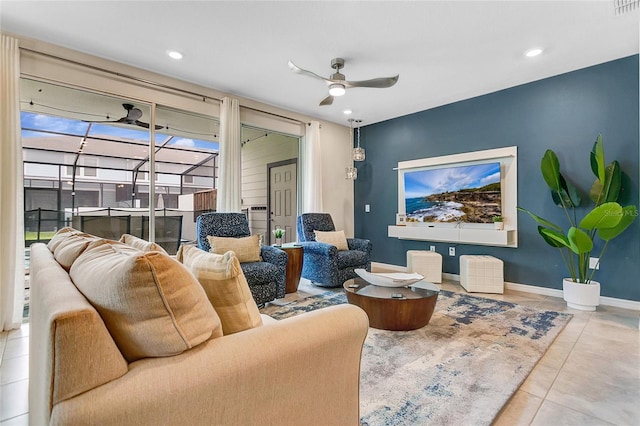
xmin=371 ymin=262 xmax=640 ymax=311
xmin=372 ymin=262 xmax=406 ymax=272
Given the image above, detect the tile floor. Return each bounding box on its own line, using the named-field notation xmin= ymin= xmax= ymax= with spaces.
xmin=1 ymin=276 xmax=638 ymax=425
xmin=264 ymin=277 xmax=640 ymax=426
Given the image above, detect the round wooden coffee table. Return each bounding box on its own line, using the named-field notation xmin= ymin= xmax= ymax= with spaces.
xmin=343 ymin=278 xmax=439 ymax=331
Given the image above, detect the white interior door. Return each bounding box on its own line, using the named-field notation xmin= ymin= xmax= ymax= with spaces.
xmin=269 ymin=162 xmax=297 ymax=244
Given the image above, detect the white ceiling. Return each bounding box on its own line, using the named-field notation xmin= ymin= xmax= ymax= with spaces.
xmin=1 ymin=1 xmax=638 ymax=126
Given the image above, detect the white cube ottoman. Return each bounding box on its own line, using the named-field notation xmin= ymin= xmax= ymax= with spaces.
xmin=406 ymin=250 xmax=442 ymax=283
xmin=459 ymin=255 xmax=504 ymax=294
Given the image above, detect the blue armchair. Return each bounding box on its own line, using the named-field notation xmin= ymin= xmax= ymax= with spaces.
xmin=196 ymin=212 xmax=287 ymax=306
xmin=297 ymin=213 xmax=372 ymax=288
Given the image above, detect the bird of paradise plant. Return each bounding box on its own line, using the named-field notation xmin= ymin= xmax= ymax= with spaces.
xmin=518 ymin=134 xmax=637 ymax=284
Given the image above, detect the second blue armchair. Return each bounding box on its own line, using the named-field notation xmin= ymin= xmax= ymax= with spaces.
xmin=297 ymin=213 xmax=372 ymax=288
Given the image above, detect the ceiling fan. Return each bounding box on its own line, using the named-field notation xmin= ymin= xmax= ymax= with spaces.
xmin=288 ymin=57 xmax=399 ymax=106
xmin=87 ymin=103 xmax=163 ymax=130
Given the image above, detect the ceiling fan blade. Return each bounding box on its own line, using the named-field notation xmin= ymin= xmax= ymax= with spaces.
xmin=83 ymin=117 xmax=128 ymax=124
xmin=345 ymin=75 xmax=399 ymax=89
xmin=319 ymin=95 xmax=334 ymax=106
xmin=133 ymin=120 xmax=164 ymax=130
xmin=289 ymin=61 xmax=332 ymax=83
xmin=126 ymin=108 xmax=143 ymax=121
xmin=84 ymin=103 xmax=163 ymax=129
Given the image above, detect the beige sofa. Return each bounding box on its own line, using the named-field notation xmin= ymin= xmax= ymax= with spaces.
xmin=29 ymin=233 xmax=369 ymax=426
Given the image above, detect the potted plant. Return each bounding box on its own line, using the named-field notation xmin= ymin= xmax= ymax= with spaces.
xmin=492 ymin=215 xmax=504 ymax=230
xmin=518 ymin=134 xmax=637 ymax=311
xmin=272 ymin=228 xmax=285 ymax=246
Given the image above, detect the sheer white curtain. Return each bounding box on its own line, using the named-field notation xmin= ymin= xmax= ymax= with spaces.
xmin=0 ymin=35 xmax=25 ymax=331
xmin=216 ymin=97 xmax=241 ymax=212
xmin=302 ymin=121 xmax=323 ymax=212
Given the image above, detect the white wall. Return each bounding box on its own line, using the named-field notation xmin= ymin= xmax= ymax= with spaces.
xmin=317 ymin=122 xmax=355 ymax=237
xmin=13 ymin=33 xmax=355 ymax=238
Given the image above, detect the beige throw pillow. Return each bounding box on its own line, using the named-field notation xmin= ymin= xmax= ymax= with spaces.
xmin=47 ymin=227 xmax=79 ymax=252
xmin=177 ymin=245 xmax=263 ymax=335
xmin=70 ymin=240 xmax=222 ymax=362
xmin=119 ymin=233 xmax=168 ymax=254
xmin=207 ymin=234 xmax=261 ymax=263
xmin=53 ymin=233 xmax=100 ymax=270
xmin=314 ymin=230 xmax=349 ymax=251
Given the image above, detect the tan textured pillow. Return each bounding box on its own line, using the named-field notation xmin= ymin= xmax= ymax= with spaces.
xmin=53 ymin=234 xmax=100 ymax=270
xmin=314 ymin=230 xmax=349 ymax=251
xmin=47 ymin=227 xmax=81 ymax=252
xmin=70 ymin=241 xmax=222 ymax=362
xmin=119 ymin=233 xmax=168 ymax=254
xmin=207 ymin=234 xmax=261 ymax=263
xmin=177 ymin=245 xmax=263 ymax=335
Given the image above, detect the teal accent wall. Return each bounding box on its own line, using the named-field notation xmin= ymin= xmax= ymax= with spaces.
xmin=354 ymin=55 xmax=639 ymax=301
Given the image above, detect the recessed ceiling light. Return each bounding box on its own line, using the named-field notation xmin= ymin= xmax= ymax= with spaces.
xmin=167 ymin=50 xmax=183 ymax=60
xmin=525 ymin=48 xmax=543 ymax=58
xmin=343 ymin=109 xmax=353 ymax=115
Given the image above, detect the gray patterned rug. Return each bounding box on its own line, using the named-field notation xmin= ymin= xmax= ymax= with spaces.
xmin=266 ymin=290 xmax=572 ymax=426
xmin=23 ymin=288 xmax=30 ymax=323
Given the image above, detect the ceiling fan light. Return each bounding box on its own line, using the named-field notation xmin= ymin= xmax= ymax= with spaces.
xmin=329 ymin=84 xmax=346 ymax=97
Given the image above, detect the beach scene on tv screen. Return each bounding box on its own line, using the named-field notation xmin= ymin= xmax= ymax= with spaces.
xmin=404 ymin=162 xmax=502 ymax=223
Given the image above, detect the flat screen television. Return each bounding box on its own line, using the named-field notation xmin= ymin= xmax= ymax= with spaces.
xmin=402 ymin=162 xmax=501 ymax=224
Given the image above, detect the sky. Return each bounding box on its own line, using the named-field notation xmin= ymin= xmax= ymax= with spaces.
xmin=403 ymin=162 xmax=501 ymax=199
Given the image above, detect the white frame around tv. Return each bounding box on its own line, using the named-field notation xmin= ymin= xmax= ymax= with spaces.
xmin=389 ymin=146 xmax=518 ymax=248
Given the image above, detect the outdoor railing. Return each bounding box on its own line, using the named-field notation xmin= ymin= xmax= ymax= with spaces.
xmin=24 ymin=207 xmax=206 ymax=255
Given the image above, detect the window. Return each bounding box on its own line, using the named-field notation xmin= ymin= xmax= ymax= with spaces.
xmin=83 ymin=158 xmax=97 ymax=177
xmin=21 ymin=79 xmax=221 ymax=254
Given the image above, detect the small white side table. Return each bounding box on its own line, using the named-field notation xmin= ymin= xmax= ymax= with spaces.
xmin=406 ymin=250 xmax=443 ymax=283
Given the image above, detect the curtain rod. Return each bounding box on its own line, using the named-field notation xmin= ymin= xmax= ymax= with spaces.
xmin=19 ymin=47 xmax=308 ymax=126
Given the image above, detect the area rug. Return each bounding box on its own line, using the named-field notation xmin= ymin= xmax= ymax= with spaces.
xmin=23 ymin=288 xmax=30 ymax=323
xmin=265 ymin=290 xmax=572 ymax=426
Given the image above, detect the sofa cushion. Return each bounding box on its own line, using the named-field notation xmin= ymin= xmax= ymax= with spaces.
xmin=177 ymin=245 xmax=263 ymax=335
xmin=70 ymin=240 xmax=222 ymax=362
xmin=119 ymin=233 xmax=168 ymax=254
xmin=47 ymin=227 xmax=79 ymax=252
xmin=207 ymin=234 xmax=261 ymax=263
xmin=314 ymin=230 xmax=349 ymax=251
xmin=53 ymin=233 xmax=100 ymax=271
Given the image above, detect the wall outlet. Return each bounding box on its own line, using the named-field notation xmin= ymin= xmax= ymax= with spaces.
xmin=449 ymin=247 xmax=455 ymax=256
xmin=365 ymin=204 xmax=370 ymax=212
xmin=589 ymin=257 xmax=600 ymax=270
xmin=430 ymin=245 xmax=436 ymax=252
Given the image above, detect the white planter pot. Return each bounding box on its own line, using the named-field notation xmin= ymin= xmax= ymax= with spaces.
xmin=494 ymin=222 xmax=504 ymax=230
xmin=562 ymin=279 xmax=600 ymax=311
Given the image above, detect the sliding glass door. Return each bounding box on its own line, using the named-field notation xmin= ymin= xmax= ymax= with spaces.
xmin=151 ymin=105 xmax=219 ymax=252
xmin=21 ymin=80 xmax=152 ymax=242
xmin=20 ymin=79 xmax=221 ymax=253
xmin=20 ymin=77 xmax=302 ymax=253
